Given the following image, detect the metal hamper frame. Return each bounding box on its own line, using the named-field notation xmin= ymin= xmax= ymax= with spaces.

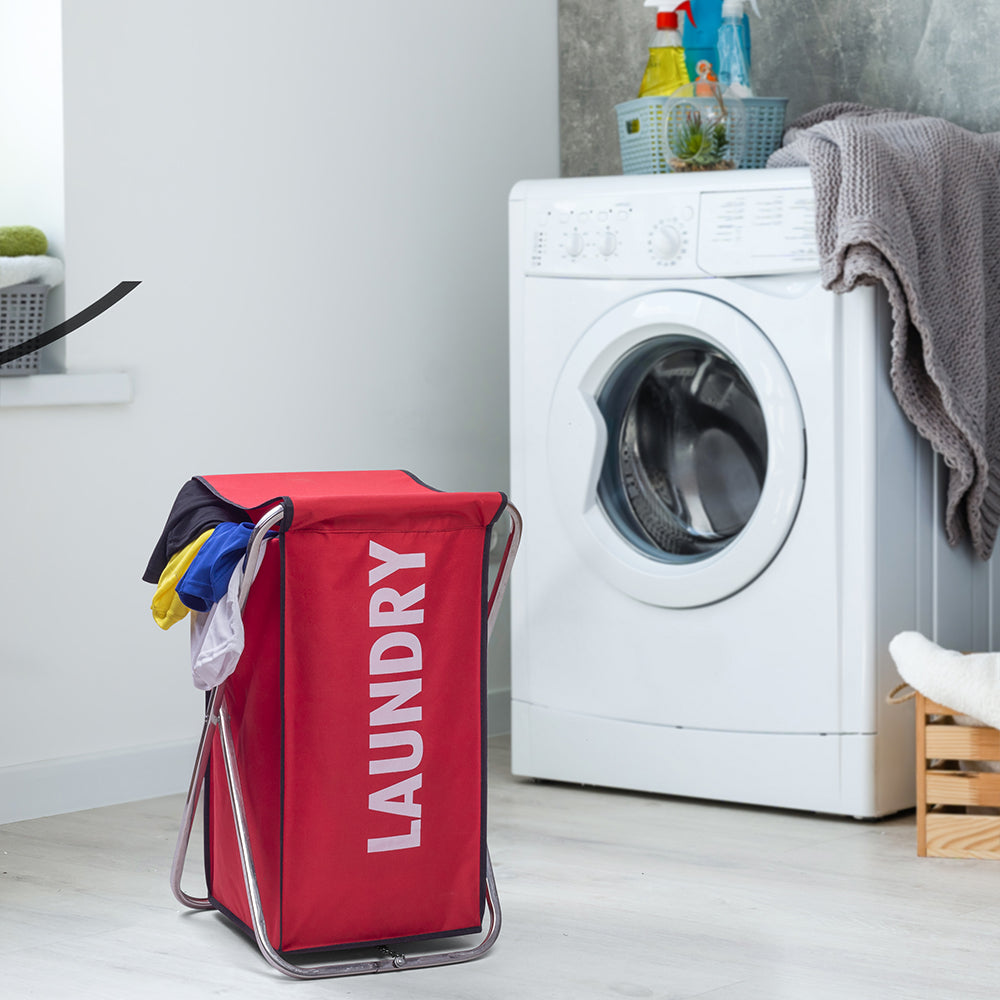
xmin=169 ymin=499 xmax=522 ymax=979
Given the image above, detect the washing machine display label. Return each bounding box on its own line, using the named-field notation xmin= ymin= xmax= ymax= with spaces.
xmin=697 ymin=188 xmax=819 ymax=276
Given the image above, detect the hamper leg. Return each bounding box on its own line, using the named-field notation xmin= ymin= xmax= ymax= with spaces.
xmin=170 ymin=684 xmax=226 ymax=910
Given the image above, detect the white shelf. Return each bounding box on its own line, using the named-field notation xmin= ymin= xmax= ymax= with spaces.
xmin=0 ymin=372 xmax=132 ymax=408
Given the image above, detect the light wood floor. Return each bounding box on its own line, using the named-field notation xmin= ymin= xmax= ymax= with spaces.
xmin=2 ymin=736 xmax=999 ymax=999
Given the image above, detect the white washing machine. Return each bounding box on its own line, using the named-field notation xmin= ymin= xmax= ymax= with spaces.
xmin=508 ymin=167 xmax=998 ymax=818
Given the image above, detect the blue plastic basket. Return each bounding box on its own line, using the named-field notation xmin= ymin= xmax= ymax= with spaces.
xmin=615 ymin=95 xmax=788 ymax=174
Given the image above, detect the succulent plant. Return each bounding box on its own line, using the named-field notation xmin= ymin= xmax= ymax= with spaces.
xmin=673 ymin=110 xmax=726 ymax=163
xmin=666 ymin=87 xmax=736 ymax=172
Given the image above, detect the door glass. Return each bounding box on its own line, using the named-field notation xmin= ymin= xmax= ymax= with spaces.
xmin=596 ymin=336 xmax=768 ymax=562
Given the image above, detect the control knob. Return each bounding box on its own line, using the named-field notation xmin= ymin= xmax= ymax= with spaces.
xmin=565 ymin=232 xmax=585 ymax=258
xmin=649 ymin=224 xmax=684 ymax=263
xmin=596 ymin=231 xmax=617 ymax=257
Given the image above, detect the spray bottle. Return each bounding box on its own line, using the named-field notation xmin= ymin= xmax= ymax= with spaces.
xmin=717 ymin=0 xmax=759 ymax=98
xmin=638 ymin=0 xmax=697 ymax=98
xmin=682 ymin=0 xmax=722 ymax=83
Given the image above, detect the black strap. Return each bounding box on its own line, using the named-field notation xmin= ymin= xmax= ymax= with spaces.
xmin=0 ymin=280 xmax=141 ymax=366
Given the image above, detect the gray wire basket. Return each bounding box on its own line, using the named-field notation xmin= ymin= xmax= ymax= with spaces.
xmin=0 ymin=283 xmax=50 ymax=375
xmin=616 ymin=96 xmax=788 ymax=174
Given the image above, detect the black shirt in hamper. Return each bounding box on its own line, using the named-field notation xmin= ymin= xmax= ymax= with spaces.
xmin=143 ymin=477 xmax=247 ymax=583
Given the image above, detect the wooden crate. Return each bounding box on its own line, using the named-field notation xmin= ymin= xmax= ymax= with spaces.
xmin=916 ymin=692 xmax=1000 ymax=859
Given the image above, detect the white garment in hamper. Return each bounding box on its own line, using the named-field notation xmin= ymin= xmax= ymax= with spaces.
xmin=189 ymin=543 xmax=267 ymax=691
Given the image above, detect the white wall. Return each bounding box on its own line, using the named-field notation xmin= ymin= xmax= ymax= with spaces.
xmin=0 ymin=0 xmax=65 ymax=367
xmin=0 ymin=0 xmax=558 ymax=822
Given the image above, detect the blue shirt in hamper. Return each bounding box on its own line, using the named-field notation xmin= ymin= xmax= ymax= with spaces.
xmin=176 ymin=522 xmax=255 ymax=612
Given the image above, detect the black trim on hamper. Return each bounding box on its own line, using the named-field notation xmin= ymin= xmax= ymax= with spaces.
xmin=207 ymin=894 xmax=258 ymax=944
xmin=278 ymin=529 xmax=287 ymax=949
xmin=399 ymin=469 xmax=443 ymax=492
xmin=194 ymin=475 xmax=295 ymax=534
xmin=277 ymin=922 xmax=487 ymax=957
xmin=207 ymin=896 xmax=484 ymax=957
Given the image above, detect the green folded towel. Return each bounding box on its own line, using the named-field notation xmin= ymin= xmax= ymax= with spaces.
xmin=0 ymin=226 xmax=48 ymax=256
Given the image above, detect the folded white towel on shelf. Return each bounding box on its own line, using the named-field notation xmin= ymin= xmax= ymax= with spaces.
xmin=0 ymin=255 xmax=65 ymax=289
xmin=888 ymin=630 xmax=1000 ymax=728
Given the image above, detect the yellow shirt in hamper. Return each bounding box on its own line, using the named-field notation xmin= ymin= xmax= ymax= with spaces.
xmin=151 ymin=529 xmax=214 ymax=630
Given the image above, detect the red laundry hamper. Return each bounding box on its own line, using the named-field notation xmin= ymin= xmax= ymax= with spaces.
xmin=168 ymin=470 xmax=521 ymax=979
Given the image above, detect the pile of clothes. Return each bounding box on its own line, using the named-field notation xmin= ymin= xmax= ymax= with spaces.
xmin=144 ymin=478 xmax=274 ymax=690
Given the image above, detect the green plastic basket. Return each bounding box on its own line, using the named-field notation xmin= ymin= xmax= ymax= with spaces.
xmin=616 ymin=95 xmax=788 ymax=174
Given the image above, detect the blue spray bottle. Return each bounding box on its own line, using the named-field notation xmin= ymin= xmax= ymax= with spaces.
xmin=682 ymin=0 xmax=722 ymax=83
xmin=683 ymin=2 xmax=754 ymax=86
xmin=717 ymin=0 xmax=759 ymax=97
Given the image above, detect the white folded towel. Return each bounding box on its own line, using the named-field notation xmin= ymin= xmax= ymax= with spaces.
xmin=0 ymin=255 xmax=65 ymax=289
xmin=888 ymin=631 xmax=1000 ymax=728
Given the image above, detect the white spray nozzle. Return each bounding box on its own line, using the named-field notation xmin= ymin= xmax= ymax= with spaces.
xmin=644 ymin=0 xmax=699 ymax=22
xmin=722 ymin=0 xmax=761 ymax=16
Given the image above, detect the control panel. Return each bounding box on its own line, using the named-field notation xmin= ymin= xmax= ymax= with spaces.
xmin=522 ymin=183 xmax=819 ymax=278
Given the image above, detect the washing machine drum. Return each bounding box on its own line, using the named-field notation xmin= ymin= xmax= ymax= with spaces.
xmin=599 ymin=338 xmax=768 ymax=560
xmin=548 ymin=291 xmax=805 ymax=608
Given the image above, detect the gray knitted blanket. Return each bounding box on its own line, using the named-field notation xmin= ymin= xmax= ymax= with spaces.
xmin=769 ymin=103 xmax=1000 ymax=560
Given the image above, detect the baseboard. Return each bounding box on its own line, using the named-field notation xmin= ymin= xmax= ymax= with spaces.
xmin=0 ymin=739 xmax=198 ymax=825
xmin=487 ymin=687 xmax=511 ymax=737
xmin=0 ymin=696 xmax=511 ymax=826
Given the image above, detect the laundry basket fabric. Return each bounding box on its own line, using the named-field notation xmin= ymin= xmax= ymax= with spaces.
xmin=192 ymin=470 xmax=506 ymax=953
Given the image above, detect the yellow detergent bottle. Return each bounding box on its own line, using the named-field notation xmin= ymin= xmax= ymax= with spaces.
xmin=638 ymin=0 xmax=696 ymax=98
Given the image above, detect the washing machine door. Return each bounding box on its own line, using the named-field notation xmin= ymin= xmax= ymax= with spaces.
xmin=548 ymin=289 xmax=805 ymax=608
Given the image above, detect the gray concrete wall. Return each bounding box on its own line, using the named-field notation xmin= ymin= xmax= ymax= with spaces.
xmin=561 ymin=0 xmax=1000 ymax=177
